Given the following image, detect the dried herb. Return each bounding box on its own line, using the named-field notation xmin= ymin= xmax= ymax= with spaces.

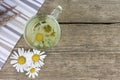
xmin=44 ymin=25 xmax=52 ymax=33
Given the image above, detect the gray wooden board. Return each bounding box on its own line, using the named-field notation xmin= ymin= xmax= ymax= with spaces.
xmin=15 ymin=24 xmax=120 ymax=52
xmin=38 ymin=0 xmax=120 ymax=22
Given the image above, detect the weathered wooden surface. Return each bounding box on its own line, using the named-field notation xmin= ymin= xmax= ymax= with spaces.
xmin=15 ymin=24 xmax=120 ymax=52
xmin=1 ymin=24 xmax=120 ymax=80
xmin=38 ymin=0 xmax=120 ymax=22
xmin=1 ymin=0 xmax=120 ymax=80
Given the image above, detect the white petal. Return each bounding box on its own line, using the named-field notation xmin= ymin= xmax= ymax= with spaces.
xmin=37 ymin=51 xmax=40 ymax=54
xmin=39 ymin=61 xmax=44 ymax=66
xmin=33 ymin=49 xmax=38 ymax=53
xmin=27 ymin=49 xmax=30 ymax=54
xmin=13 ymin=51 xmax=18 ymax=57
xmin=35 ymin=72 xmax=38 ymax=76
xmin=20 ymin=67 xmax=24 ymax=73
xmin=40 ymin=55 xmax=47 ymax=61
xmin=29 ymin=73 xmax=32 ymax=78
xmin=16 ymin=67 xmax=20 ymax=72
xmin=32 ymin=74 xmax=35 ymax=78
xmin=13 ymin=64 xmax=17 ymax=67
xmin=18 ymin=48 xmax=21 ymax=55
xmin=21 ymin=48 xmax=24 ymax=54
xmin=40 ymin=51 xmax=45 ymax=55
xmin=10 ymin=56 xmax=18 ymax=59
xmin=18 ymin=48 xmax=24 ymax=56
xmin=10 ymin=60 xmax=17 ymax=64
xmin=26 ymin=72 xmax=30 ymax=75
xmin=11 ymin=52 xmax=18 ymax=58
xmin=37 ymin=68 xmax=40 ymax=71
xmin=11 ymin=54 xmax=16 ymax=58
xmin=33 ymin=49 xmax=36 ymax=52
xmin=35 ymin=49 xmax=40 ymax=54
xmin=40 ymin=58 xmax=44 ymax=61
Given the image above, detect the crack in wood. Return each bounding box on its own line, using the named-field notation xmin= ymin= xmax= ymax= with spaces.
xmin=59 ymin=22 xmax=120 ymax=24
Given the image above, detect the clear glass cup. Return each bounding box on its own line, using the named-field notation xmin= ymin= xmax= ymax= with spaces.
xmin=24 ymin=6 xmax=62 ymax=50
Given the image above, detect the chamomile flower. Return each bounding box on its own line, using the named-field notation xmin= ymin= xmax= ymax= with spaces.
xmin=32 ymin=32 xmax=44 ymax=48
xmin=31 ymin=49 xmax=47 ymax=67
xmin=26 ymin=64 xmax=40 ymax=78
xmin=10 ymin=48 xmax=28 ymax=72
xmin=10 ymin=48 xmax=47 ymax=78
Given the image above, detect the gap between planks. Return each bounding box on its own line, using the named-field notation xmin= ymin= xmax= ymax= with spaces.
xmin=59 ymin=22 xmax=120 ymax=24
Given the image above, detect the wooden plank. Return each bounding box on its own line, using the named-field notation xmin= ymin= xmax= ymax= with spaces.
xmin=1 ymin=51 xmax=120 ymax=80
xmin=38 ymin=0 xmax=120 ymax=22
xmin=16 ymin=24 xmax=120 ymax=52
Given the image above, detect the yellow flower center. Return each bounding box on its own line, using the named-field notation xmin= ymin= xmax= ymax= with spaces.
xmin=36 ymin=33 xmax=44 ymax=41
xmin=30 ymin=68 xmax=35 ymax=73
xmin=17 ymin=56 xmax=26 ymax=64
xmin=32 ymin=54 xmax=40 ymax=62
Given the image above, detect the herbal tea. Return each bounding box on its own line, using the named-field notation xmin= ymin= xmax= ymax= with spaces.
xmin=24 ymin=15 xmax=61 ymax=49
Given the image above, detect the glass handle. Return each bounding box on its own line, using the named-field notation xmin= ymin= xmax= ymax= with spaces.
xmin=51 ymin=5 xmax=62 ymax=19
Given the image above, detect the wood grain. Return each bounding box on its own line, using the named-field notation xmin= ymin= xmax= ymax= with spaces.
xmin=38 ymin=0 xmax=120 ymax=22
xmin=16 ymin=24 xmax=120 ymax=52
xmin=1 ymin=51 xmax=120 ymax=80
xmin=1 ymin=24 xmax=120 ymax=80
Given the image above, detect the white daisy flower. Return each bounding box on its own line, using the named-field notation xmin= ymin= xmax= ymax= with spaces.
xmin=10 ymin=48 xmax=28 ymax=72
xmin=31 ymin=49 xmax=47 ymax=67
xmin=26 ymin=64 xmax=40 ymax=78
